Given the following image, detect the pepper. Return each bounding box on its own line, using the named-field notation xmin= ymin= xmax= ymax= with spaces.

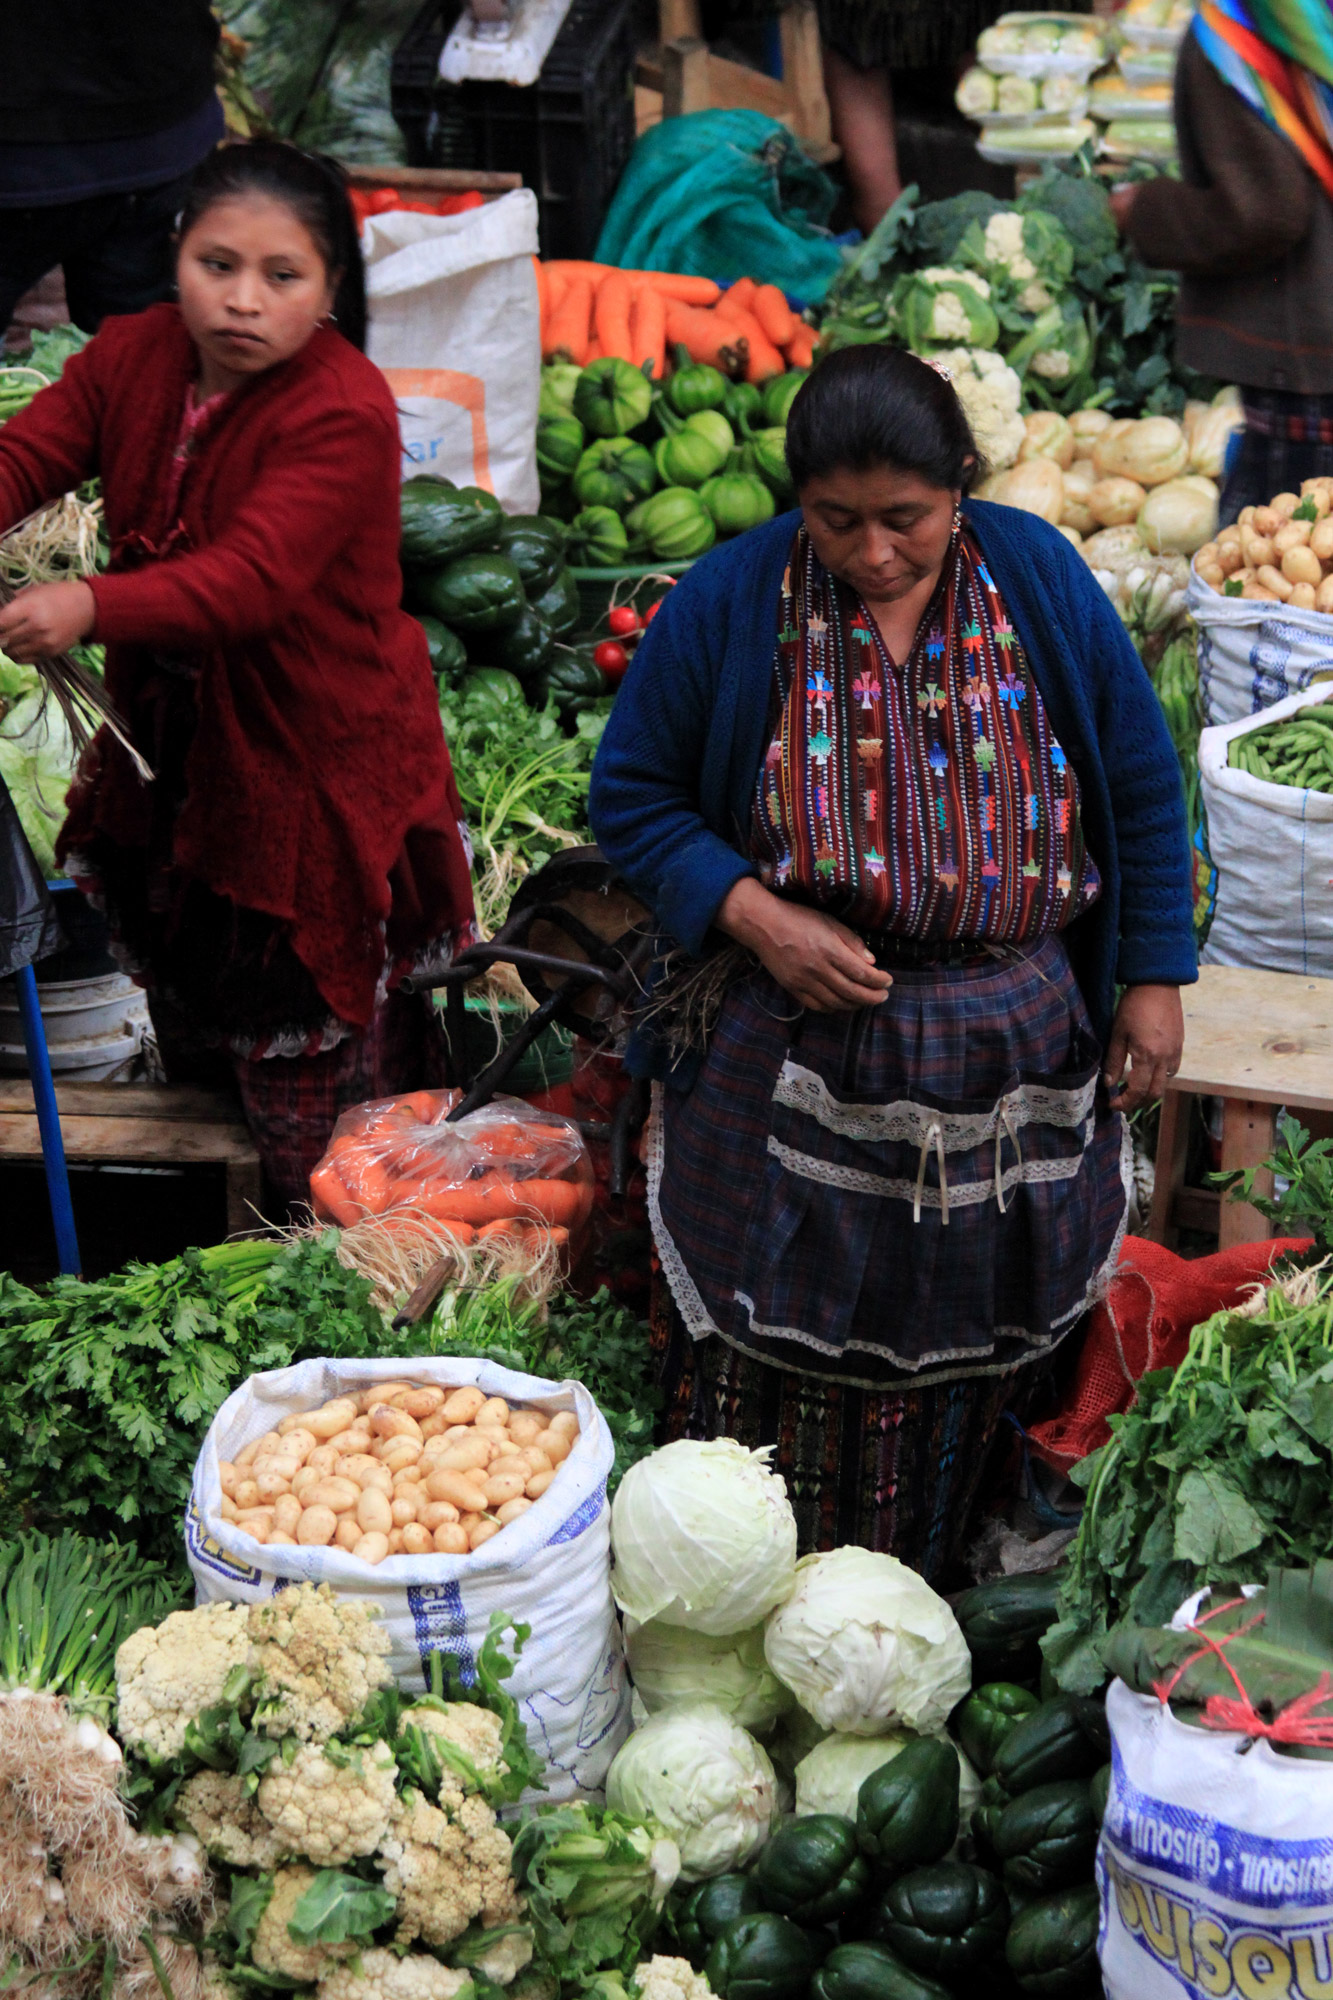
xmin=753 ymin=1814 xmax=871 ymax=1927
xmin=572 ymin=437 xmax=659 ymax=514
xmin=666 ymin=345 xmax=729 ymax=417
xmin=573 ymin=356 xmax=655 ymax=438
xmin=956 ymin=1683 xmax=1042 ymax=1776
xmin=626 ymin=486 xmax=716 ymax=561
xmin=856 ymin=1737 xmax=959 ymax=1880
xmin=869 ymin=1862 xmax=1009 ymax=1981
xmin=705 ymin=1911 xmax=823 ymax=2000
xmin=673 ymin=1874 xmax=767 ymax=1968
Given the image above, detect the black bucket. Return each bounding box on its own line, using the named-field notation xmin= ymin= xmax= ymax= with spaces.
xmin=37 ymin=882 xmax=117 ymax=982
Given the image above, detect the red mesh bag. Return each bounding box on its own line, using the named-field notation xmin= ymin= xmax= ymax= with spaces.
xmin=1026 ymin=1233 xmax=1314 ymax=1472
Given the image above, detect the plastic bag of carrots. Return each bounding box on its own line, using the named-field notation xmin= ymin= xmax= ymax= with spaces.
xmin=309 ymin=1090 xmax=594 ymax=1254
xmin=539 ymin=260 xmax=816 ymax=380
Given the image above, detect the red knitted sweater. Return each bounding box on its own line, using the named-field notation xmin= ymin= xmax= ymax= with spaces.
xmin=0 ymin=304 xmax=475 ymax=1028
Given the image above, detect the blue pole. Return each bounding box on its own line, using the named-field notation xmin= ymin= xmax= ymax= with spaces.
xmin=13 ymin=964 xmax=81 ymax=1275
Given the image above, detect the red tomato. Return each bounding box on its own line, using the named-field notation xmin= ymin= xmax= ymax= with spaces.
xmin=594 ymin=640 xmax=631 ymax=684
xmin=642 ymin=599 xmax=665 ymax=625
xmin=607 ymin=605 xmax=641 ymax=637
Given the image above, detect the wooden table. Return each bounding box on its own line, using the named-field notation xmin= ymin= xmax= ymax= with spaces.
xmin=1147 ymin=964 xmax=1333 ymax=1250
xmin=636 ymin=0 xmax=839 ymax=161
xmin=0 ymin=1081 xmax=262 ymax=1236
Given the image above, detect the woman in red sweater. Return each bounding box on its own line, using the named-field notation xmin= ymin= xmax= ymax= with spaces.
xmin=0 ymin=142 xmax=477 ymax=1208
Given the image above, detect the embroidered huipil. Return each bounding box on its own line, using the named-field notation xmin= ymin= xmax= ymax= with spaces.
xmin=751 ymin=526 xmax=1100 ymax=940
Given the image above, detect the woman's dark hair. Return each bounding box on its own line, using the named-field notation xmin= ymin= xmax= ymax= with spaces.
xmin=177 ymin=140 xmax=367 ymax=351
xmin=784 ymin=345 xmax=982 ymax=494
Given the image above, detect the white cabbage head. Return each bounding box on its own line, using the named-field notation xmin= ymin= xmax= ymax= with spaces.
xmin=624 ymin=1618 xmax=792 ymax=1733
xmin=605 ymin=1703 xmax=778 ymax=1882
xmin=610 ymin=1440 xmax=797 ymax=1635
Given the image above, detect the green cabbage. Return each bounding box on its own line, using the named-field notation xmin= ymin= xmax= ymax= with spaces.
xmin=0 ymin=662 xmax=78 ymax=879
xmin=624 ymin=1618 xmax=793 ymax=1733
xmin=605 ymin=1704 xmax=777 ymax=1882
xmin=609 ymin=1440 xmax=797 ymax=1636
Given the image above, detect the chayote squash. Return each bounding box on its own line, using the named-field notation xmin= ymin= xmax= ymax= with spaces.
xmin=992 ymin=1697 xmax=1110 ymax=1798
xmin=420 ymin=552 xmax=526 ymax=633
xmin=869 ymin=1862 xmax=1009 ymax=1980
xmin=993 ymin=1778 xmax=1098 ymax=1893
xmin=953 ymin=1572 xmax=1062 ymax=1687
xmin=705 ymin=1910 xmax=823 ymax=2000
xmin=811 ymin=1942 xmax=951 ymax=2000
xmin=753 ymin=1813 xmax=871 ymax=1927
xmin=673 ymin=1873 xmax=767 ymax=1968
xmin=495 ymin=514 xmax=565 ymax=596
xmin=856 ymin=1738 xmax=959 ymax=1879
xmin=956 ymin=1683 xmax=1042 ymax=1776
xmin=416 ymin=613 xmax=468 ymax=682
xmin=400 ymin=478 xmax=502 ymax=568
xmin=1005 ymin=1882 xmax=1100 ymax=1997
xmin=479 ymin=600 xmax=554 ymax=680
xmin=526 ymin=565 xmax=582 ymax=637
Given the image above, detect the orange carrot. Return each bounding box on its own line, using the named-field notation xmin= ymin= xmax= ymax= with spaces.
xmin=631 ymin=284 xmax=667 ymax=380
xmin=720 ymin=306 xmax=786 ymax=382
xmin=593 ymin=269 xmax=635 ymax=363
xmin=310 ymin=1161 xmax=361 ymax=1227
xmin=725 ymin=276 xmax=757 ymax=312
xmin=544 ymin=259 xmax=615 ymax=285
xmin=785 ymin=324 xmax=817 ymax=368
xmin=399 ymin=1090 xmax=444 ymax=1124
xmin=641 ymin=271 xmax=722 ymax=305
xmin=753 ymin=282 xmax=799 ymax=347
xmin=585 ymin=337 xmax=603 ymax=363
xmin=545 ymin=273 xmax=593 ymax=363
xmin=664 ymin=301 xmax=736 ymax=369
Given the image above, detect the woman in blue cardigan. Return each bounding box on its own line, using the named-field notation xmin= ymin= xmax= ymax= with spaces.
xmin=590 ymin=347 xmax=1196 ymax=1576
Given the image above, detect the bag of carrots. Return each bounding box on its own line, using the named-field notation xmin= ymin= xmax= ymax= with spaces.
xmin=309 ymin=1090 xmax=595 ymax=1250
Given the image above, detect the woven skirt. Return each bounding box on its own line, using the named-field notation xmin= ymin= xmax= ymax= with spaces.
xmin=649 ymin=934 xmax=1129 ymax=1393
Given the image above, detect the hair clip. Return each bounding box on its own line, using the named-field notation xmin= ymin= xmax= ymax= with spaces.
xmin=928 ymin=360 xmax=954 ymax=383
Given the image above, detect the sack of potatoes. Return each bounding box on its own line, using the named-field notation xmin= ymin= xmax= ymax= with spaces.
xmin=1193 ymin=477 xmax=1333 ymax=611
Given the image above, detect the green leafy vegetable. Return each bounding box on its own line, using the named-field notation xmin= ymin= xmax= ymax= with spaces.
xmin=0 ymin=1529 xmax=184 ymax=1714
xmin=510 ymin=1803 xmax=680 ymax=1980
xmin=287 ymin=1871 xmax=397 ymax=1947
xmin=1214 ymin=1111 xmax=1333 ymax=1258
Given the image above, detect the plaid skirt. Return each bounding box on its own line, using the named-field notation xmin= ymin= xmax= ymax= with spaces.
xmin=1219 ymin=390 xmax=1333 ymax=525
xmin=649 ymin=935 xmax=1128 ymax=1393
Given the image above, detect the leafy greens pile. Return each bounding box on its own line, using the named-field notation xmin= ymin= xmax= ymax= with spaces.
xmin=1043 ymin=1262 xmax=1333 ymax=1695
xmin=819 ymin=162 xmax=1217 ymax=419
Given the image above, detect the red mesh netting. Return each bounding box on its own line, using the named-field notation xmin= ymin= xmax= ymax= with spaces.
xmin=1026 ymin=1233 xmax=1315 ymax=1473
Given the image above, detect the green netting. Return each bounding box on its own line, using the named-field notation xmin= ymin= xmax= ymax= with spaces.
xmin=594 ymin=109 xmax=846 ymax=305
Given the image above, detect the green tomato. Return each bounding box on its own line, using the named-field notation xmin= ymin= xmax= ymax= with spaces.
xmin=536 ymin=414 xmax=586 ymax=488
xmin=539 ymin=362 xmax=583 ymax=420
xmin=749 ymin=426 xmax=794 ymax=499
xmin=573 ymin=356 xmax=654 ymax=438
xmin=566 ymin=506 xmax=630 ymax=568
xmin=572 ymin=437 xmax=659 ymax=513
xmin=762 ymin=370 xmax=807 ymax=427
xmin=701 ymin=468 xmax=776 ymax=536
xmin=684 ymin=408 xmax=735 ymax=458
xmin=667 ymin=348 xmax=729 ymax=418
xmin=723 ymin=381 xmax=764 ymax=430
xmin=653 ymin=427 xmax=727 ymax=489
xmin=628 ymin=486 xmax=717 ymax=562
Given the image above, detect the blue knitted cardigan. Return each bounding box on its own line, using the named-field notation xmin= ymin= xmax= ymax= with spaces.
xmin=589 ymin=500 xmax=1198 ymax=1071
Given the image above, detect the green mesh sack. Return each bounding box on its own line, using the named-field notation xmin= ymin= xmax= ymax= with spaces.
xmin=594 ymin=110 xmax=846 ymax=305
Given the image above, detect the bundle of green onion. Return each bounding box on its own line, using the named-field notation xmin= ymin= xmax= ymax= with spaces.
xmin=0 ymin=1531 xmax=185 ymax=1718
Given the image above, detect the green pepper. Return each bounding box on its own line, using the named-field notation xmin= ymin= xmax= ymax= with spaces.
xmin=1005 ymin=1883 xmax=1100 ymax=1997
xmin=539 ymin=362 xmax=583 ymax=420
xmin=626 ymin=486 xmax=716 ymax=561
xmin=723 ymin=380 xmax=764 ymax=430
xmin=653 ymin=427 xmax=728 ymax=489
xmin=566 ymin=507 xmax=630 ymax=568
xmin=753 ymin=1813 xmax=871 ymax=1927
xmin=527 ymin=565 xmax=582 ymax=637
xmin=537 ymin=414 xmax=587 ymax=490
xmin=416 ymin=613 xmax=468 ymax=682
xmin=496 ymin=515 xmax=566 ymax=596
xmin=667 ymin=345 xmax=729 ymax=417
xmin=420 ymin=552 xmax=526 ymax=632
xmin=400 ymin=478 xmax=502 ymax=567
xmin=573 ymin=356 xmax=654 ymax=438
xmin=572 ymin=437 xmax=658 ymax=514
xmin=701 ymin=463 xmax=776 ymax=536
xmin=474 ymin=600 xmax=554 ymax=680
xmin=956 ymin=1684 xmax=1042 ymax=1776
xmin=749 ymin=426 xmax=795 ymax=500
xmin=673 ymin=1874 xmax=766 ymax=1968
xmin=531 ymin=646 xmax=608 ymax=722
xmin=705 ymin=1911 xmax=823 ymax=2000
xmin=856 ymin=1737 xmax=959 ymax=1880
xmin=869 ymin=1863 xmax=1009 ymax=1982
xmin=811 ymin=1942 xmax=950 ymax=2000
xmin=762 ymin=370 xmax=807 ymax=427
xmin=993 ymin=1779 xmax=1098 ymax=1894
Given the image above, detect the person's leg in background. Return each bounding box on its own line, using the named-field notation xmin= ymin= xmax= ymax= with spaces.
xmin=60 ymin=172 xmax=193 ymax=331
xmin=0 ymin=205 xmax=78 ymax=338
xmin=822 ymin=44 xmax=902 ymax=236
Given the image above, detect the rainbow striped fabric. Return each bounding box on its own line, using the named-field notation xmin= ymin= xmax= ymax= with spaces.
xmin=1194 ymin=0 xmax=1333 ymax=200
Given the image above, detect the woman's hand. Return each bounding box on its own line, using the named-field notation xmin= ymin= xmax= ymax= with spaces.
xmin=718 ymin=875 xmax=893 ymax=1013
xmin=1103 ymin=983 xmax=1184 ymax=1112
xmin=0 ymin=581 xmax=97 ymax=661
xmin=1108 ymin=185 xmax=1141 ymax=234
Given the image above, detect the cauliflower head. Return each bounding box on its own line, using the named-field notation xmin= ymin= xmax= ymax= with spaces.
xmin=250 ymin=1867 xmax=357 ymax=1984
xmin=931 ymin=346 xmax=1026 ymax=472
xmin=257 ymin=1740 xmax=398 ymax=1866
xmin=248 ymin=1586 xmax=392 ymax=1743
xmin=316 ymin=1950 xmax=473 ymax=2000
xmin=401 ymin=1704 xmax=507 ymax=1793
xmin=376 ymin=1789 xmax=519 ymax=1949
xmin=1031 ymin=347 xmax=1073 ymax=382
xmin=633 ymin=1961 xmax=713 ymax=2000
xmin=177 ymin=1771 xmax=291 ymax=1870
xmin=982 ymin=212 xmax=1037 ymax=284
xmin=1018 ymin=279 xmax=1054 ymax=315
xmin=116 ymin=1604 xmax=250 ymax=1762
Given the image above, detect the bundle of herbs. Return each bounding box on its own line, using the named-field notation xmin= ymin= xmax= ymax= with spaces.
xmin=1043 ymin=1263 xmax=1333 ymax=1696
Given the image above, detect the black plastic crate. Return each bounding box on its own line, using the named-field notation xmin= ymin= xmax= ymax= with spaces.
xmin=391 ymin=0 xmax=637 ymax=261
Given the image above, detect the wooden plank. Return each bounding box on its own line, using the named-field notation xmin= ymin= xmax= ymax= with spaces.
xmin=0 ymin=1081 xmax=244 ymax=1124
xmin=1218 ymin=1096 xmax=1277 ymax=1249
xmin=660 ymin=0 xmax=702 ymax=40
xmin=702 ymin=50 xmax=792 ymax=120
xmin=1147 ymin=1086 xmax=1190 ymax=1247
xmin=662 ymin=36 xmax=711 ymax=118
xmin=340 ymin=164 xmax=521 ymax=196
xmin=1176 ymin=964 xmax=1333 ymax=1111
xmin=226 ymin=1161 xmax=266 ymax=1236
xmin=780 ymin=0 xmax=832 ymax=152
xmin=1174 ymin=1185 xmax=1222 ymax=1235
xmin=0 ymin=1115 xmax=259 ymax=1167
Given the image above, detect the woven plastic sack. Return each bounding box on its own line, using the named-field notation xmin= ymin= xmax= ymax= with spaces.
xmin=1190 ymin=566 xmax=1333 ymax=726
xmin=1099 ymin=1674 xmax=1333 ymax=2000
xmin=309 ymin=1087 xmax=594 ymax=1251
xmin=594 ymin=110 xmax=845 ymax=305
xmin=186 ymin=1354 xmax=630 ymax=1801
xmin=1026 ymin=1235 xmax=1311 ymax=1472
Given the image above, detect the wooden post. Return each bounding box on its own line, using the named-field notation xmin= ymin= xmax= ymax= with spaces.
xmin=779 ymin=0 xmax=832 ymax=153
xmin=662 ymin=36 xmax=710 ymax=118
xmin=1147 ymin=1086 xmax=1190 ymax=1248
xmin=1218 ymin=1096 xmax=1277 ymax=1248
xmin=660 ymin=0 xmax=702 ymax=42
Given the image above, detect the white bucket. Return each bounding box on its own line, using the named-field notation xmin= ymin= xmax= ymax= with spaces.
xmin=0 ymin=972 xmax=148 ymax=1079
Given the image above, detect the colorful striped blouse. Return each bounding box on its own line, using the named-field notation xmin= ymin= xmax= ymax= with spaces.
xmin=750 ymin=525 xmax=1101 ymax=941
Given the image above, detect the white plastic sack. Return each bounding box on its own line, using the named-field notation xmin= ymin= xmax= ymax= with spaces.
xmin=364 ymin=191 xmax=541 ymax=513
xmin=1198 ymin=685 xmax=1333 ymax=977
xmin=1099 ymin=1676 xmax=1333 ymax=2000
xmin=1190 ymin=567 xmax=1333 ymax=726
xmin=185 ymin=1354 xmax=629 ymax=1801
